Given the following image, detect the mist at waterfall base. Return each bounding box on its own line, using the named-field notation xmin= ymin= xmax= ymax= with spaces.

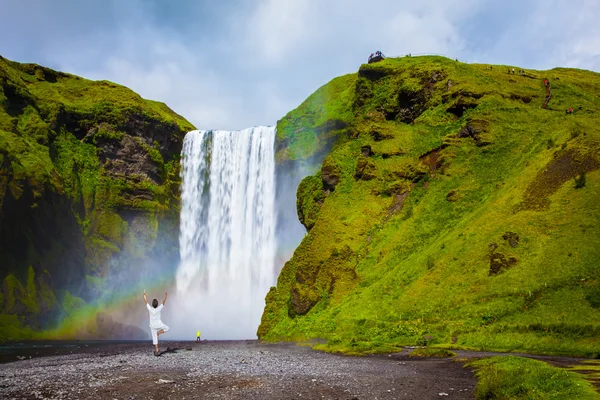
xmin=167 ymin=127 xmax=308 ymax=340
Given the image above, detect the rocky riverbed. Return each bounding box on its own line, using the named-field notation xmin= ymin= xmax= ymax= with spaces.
xmin=0 ymin=341 xmax=476 ymax=399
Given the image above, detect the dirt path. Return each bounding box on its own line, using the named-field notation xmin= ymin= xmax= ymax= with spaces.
xmin=0 ymin=341 xmax=475 ymax=399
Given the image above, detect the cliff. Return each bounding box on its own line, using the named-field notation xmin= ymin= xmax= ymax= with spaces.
xmin=259 ymin=56 xmax=600 ymax=357
xmin=0 ymin=56 xmax=194 ymax=340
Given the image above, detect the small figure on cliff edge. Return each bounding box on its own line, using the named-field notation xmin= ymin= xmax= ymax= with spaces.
xmin=144 ymin=289 xmax=169 ymax=356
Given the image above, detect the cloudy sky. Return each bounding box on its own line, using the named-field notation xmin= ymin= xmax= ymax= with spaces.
xmin=1 ymin=0 xmax=598 ymax=130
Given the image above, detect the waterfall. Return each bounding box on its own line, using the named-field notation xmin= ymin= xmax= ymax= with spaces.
xmin=175 ymin=127 xmax=276 ymax=339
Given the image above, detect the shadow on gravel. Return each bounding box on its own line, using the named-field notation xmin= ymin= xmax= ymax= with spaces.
xmin=155 ymin=347 xmax=192 ymax=356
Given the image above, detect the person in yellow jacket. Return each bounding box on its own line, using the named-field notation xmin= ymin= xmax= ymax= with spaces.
xmin=196 ymin=329 xmax=201 ymax=342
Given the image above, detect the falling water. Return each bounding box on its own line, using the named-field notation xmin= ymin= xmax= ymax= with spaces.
xmin=175 ymin=127 xmax=276 ymax=339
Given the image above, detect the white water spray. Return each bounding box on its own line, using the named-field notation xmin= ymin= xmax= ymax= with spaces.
xmin=174 ymin=127 xmax=276 ymax=339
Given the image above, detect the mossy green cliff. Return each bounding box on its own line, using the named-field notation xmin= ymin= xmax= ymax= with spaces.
xmin=260 ymin=56 xmax=600 ymax=357
xmin=0 ymin=55 xmax=194 ymax=341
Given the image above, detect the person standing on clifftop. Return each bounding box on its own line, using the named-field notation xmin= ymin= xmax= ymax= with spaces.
xmin=143 ymin=290 xmax=169 ymax=356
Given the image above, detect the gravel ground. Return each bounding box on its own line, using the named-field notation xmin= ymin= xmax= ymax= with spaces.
xmin=0 ymin=340 xmax=476 ymax=399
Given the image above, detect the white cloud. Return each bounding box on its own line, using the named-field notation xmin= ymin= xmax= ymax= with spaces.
xmin=244 ymin=0 xmax=316 ymax=63
xmin=1 ymin=0 xmax=598 ymax=131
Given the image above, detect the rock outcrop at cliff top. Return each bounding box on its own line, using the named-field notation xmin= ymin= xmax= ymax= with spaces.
xmin=0 ymin=55 xmax=194 ymax=340
xmin=261 ymin=56 xmax=600 ymax=357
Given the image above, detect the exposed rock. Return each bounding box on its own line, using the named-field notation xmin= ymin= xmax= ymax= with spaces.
xmin=370 ymin=129 xmax=394 ymax=142
xmin=289 ymin=284 xmax=319 ymax=317
xmin=321 ymin=157 xmax=341 ymax=191
xmin=361 ymin=145 xmax=373 ymax=157
xmin=446 ymin=190 xmax=459 ymax=202
xmin=420 ymin=148 xmax=444 ymax=173
xmin=430 ymin=71 xmax=443 ymax=83
xmin=446 ymin=97 xmax=479 ymax=118
xmin=355 ymin=156 xmax=377 ymax=180
xmin=101 ymin=136 xmax=161 ymax=184
xmin=457 ymin=120 xmax=490 ymax=147
xmin=358 ymin=65 xmax=393 ymax=81
xmin=489 ymin=253 xmax=518 ymax=275
xmin=393 ymin=89 xmax=428 ymax=123
xmin=508 ymin=93 xmax=533 ymax=103
xmin=502 ymin=232 xmax=520 ymax=248
xmin=0 ymin=180 xmax=86 ymax=295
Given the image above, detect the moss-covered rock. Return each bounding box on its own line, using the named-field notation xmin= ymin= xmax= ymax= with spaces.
xmin=260 ymin=56 xmax=600 ymax=357
xmin=0 ymin=55 xmax=194 ymax=338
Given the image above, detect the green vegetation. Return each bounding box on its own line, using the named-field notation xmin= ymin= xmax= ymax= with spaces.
xmin=468 ymin=356 xmax=599 ymax=399
xmin=0 ymin=55 xmax=194 ymax=340
xmin=276 ymin=74 xmax=357 ymax=162
xmin=260 ymin=56 xmax=600 ymax=358
xmin=566 ymin=360 xmax=600 ymax=388
xmin=0 ymin=314 xmax=35 ymax=342
xmin=409 ymin=347 xmax=456 ymax=358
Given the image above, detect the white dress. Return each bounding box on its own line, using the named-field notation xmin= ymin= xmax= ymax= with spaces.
xmin=146 ymin=303 xmax=169 ymax=345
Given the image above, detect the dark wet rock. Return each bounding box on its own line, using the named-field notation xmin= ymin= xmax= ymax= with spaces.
xmin=370 ymin=129 xmax=394 ymax=142
xmin=358 ymin=65 xmax=394 ymax=81
xmin=289 ymin=284 xmax=319 ymax=317
xmin=393 ymin=89 xmax=428 ymax=123
xmin=502 ymin=232 xmax=520 ymax=248
xmin=321 ymin=163 xmax=340 ymax=192
xmin=446 ymin=97 xmax=479 ymax=118
xmin=489 ymin=252 xmax=518 ymax=275
xmin=457 ymin=120 xmax=490 ymax=146
xmin=361 ymin=145 xmax=373 ymax=157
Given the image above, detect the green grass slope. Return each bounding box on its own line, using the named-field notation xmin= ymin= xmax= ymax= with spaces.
xmin=0 ymin=55 xmax=194 ymax=340
xmin=468 ymin=356 xmax=600 ymax=399
xmin=260 ymin=56 xmax=600 ymax=357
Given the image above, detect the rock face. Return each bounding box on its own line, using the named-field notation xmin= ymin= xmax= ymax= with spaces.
xmin=0 ymin=55 xmax=194 ymax=340
xmin=321 ymin=156 xmax=341 ymax=191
